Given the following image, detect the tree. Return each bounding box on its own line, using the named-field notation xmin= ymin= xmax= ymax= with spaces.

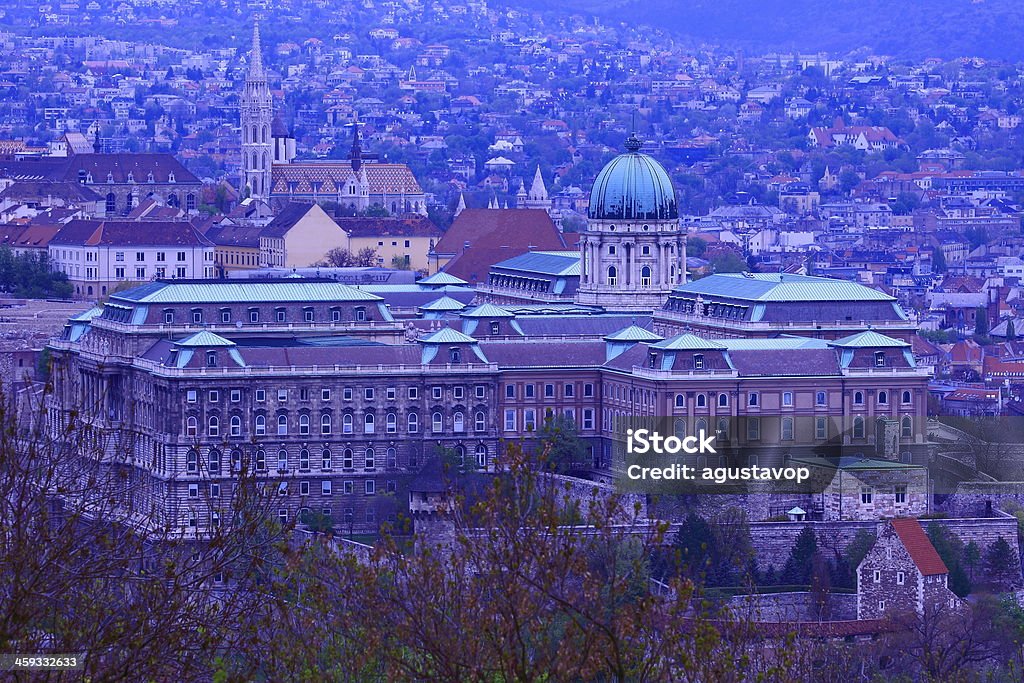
xmin=839 ymin=168 xmax=861 ymax=195
xmin=537 ymin=413 xmax=588 ymax=473
xmin=963 ymin=541 xmax=982 ymax=581
xmin=975 ymin=306 xmax=989 ymax=336
xmin=781 ymin=526 xmax=817 ymax=585
xmin=316 ymin=247 xmax=378 ymax=268
xmin=687 ymin=236 xmax=707 ymax=259
xmin=927 ymin=525 xmax=971 ymax=597
xmin=986 ymin=536 xmax=1018 ymax=574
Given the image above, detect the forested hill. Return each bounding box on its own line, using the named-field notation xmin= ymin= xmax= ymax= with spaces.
xmin=515 ymin=0 xmax=1024 ymax=62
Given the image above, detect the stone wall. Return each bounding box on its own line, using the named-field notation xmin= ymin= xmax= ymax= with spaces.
xmin=539 ymin=472 xmax=648 ymax=522
xmin=737 ymin=514 xmax=1021 ymax=588
xmin=936 ymin=481 xmax=1024 ymax=518
xmin=725 ymin=592 xmax=857 ymax=622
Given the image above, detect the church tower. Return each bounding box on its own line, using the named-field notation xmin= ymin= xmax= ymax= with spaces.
xmin=524 ymin=164 xmax=551 ymax=211
xmin=241 ymin=21 xmax=273 ymax=202
xmin=575 ymin=133 xmax=686 ymax=312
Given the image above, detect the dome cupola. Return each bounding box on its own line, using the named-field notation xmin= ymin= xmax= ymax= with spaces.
xmin=588 ymin=133 xmax=678 ymax=221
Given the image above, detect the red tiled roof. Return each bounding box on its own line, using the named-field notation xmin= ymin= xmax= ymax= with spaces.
xmin=891 ymin=519 xmax=948 ymax=576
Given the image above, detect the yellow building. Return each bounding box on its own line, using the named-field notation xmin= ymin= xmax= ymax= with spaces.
xmin=259 ymin=203 xmax=348 ymax=267
xmin=338 ymin=215 xmax=443 ymax=271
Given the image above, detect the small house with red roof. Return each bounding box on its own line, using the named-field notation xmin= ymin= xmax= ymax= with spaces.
xmin=857 ymin=519 xmax=963 ymax=620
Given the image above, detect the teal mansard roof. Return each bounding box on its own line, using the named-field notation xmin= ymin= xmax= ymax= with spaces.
xmin=588 ymin=133 xmax=678 ymax=221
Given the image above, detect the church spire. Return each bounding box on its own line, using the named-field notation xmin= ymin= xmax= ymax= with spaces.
xmin=249 ymin=20 xmax=264 ymax=79
xmin=350 ymin=113 xmax=363 ymax=172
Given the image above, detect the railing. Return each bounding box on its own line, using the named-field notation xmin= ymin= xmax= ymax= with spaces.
xmin=132 ymin=358 xmax=499 ymax=376
xmin=843 ymin=367 xmax=933 ymax=376
xmin=629 ymin=367 xmax=738 ymax=379
xmin=90 ymin=319 xmax=403 ymax=334
xmin=655 ymin=311 xmax=915 ymax=331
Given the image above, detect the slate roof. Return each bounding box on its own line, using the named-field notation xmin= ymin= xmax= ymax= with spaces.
xmin=50 ymin=220 xmax=213 ymax=247
xmin=671 ymin=273 xmax=895 ymax=302
xmin=729 ymin=348 xmax=841 ymax=376
xmin=271 ymin=162 xmax=423 ymax=195
xmin=891 ymin=519 xmax=949 ymax=576
xmin=111 ymin=280 xmax=383 ymax=304
xmin=479 ymin=340 xmax=606 ymax=367
xmin=512 ymin=314 xmax=652 ymax=337
xmin=0 ymin=154 xmax=199 ymax=184
xmin=492 ymin=250 xmax=581 ymax=276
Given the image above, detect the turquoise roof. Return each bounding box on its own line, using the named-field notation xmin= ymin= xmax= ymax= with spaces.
xmin=604 ymin=325 xmax=663 ymax=342
xmin=829 ymin=331 xmax=910 ymax=348
xmin=669 ymin=273 xmax=895 ymax=303
xmin=493 ymin=250 xmax=581 ymax=276
xmin=174 ymin=331 xmax=237 ymax=347
xmin=418 ymin=327 xmax=479 ymax=344
xmin=418 ymin=272 xmax=468 ymax=286
xmin=650 ymin=333 xmax=726 ymax=351
xmin=461 ymin=303 xmax=515 ymax=318
xmin=419 ymin=296 xmax=467 ymax=311
xmin=113 ymin=281 xmax=382 ymax=304
xmin=589 ymin=134 xmax=678 ymax=221
xmin=69 ymin=306 xmax=103 ymax=321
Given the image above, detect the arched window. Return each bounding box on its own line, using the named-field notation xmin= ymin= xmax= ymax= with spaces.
xmin=718 ymin=393 xmax=728 ymax=407
xmin=408 ymin=412 xmax=419 ymax=433
xmin=186 ymin=416 xmax=197 ymax=436
xmin=105 ymin=192 xmax=116 ymax=213
xmin=364 ymin=413 xmax=375 ymax=433
xmin=277 ymin=449 xmax=288 ymax=471
xmin=299 ymin=448 xmax=310 ymax=470
xmin=386 ymin=447 xmax=397 ymax=468
xmin=186 ymin=449 xmax=198 ymax=473
xmin=255 ymin=414 xmax=266 ymax=436
xmin=717 ymin=417 xmax=729 ymax=435
xmin=902 ymin=391 xmax=912 ymax=405
xmin=878 ymin=391 xmax=888 ymax=405
xmin=321 ymin=414 xmax=332 ymax=434
xmin=299 ymin=414 xmax=310 ymax=435
xmin=675 ymin=394 xmax=685 ymax=408
xmin=640 ymin=265 xmax=652 ymax=287
xmin=186 ymin=193 xmax=196 ymax=211
xmin=322 ymin=448 xmax=332 ymax=469
xmin=607 ymin=265 xmax=617 ymax=286
xmin=208 ymin=416 xmax=219 ymax=437
xmin=475 ymin=411 xmax=485 ymax=431
xmin=255 ymin=449 xmax=266 ymax=471
xmin=432 ymin=411 xmax=443 ymax=433
xmin=343 ymin=413 xmax=353 ymax=434
xmin=853 ymin=416 xmax=865 ymax=439
xmin=901 ymin=416 xmax=913 ymax=438
xmin=277 ymin=414 xmax=288 ymax=435
xmin=695 ymin=418 xmax=708 ymax=436
xmin=230 ymin=415 xmax=241 ymax=437
xmin=386 ymin=412 xmax=397 ymax=433
xmin=209 ymin=449 xmax=221 ymax=474
xmin=167 ymin=193 xmax=179 ymax=208
xmin=696 ymin=394 xmax=707 ymax=408
xmin=475 ymin=444 xmax=487 ymax=468
xmin=364 ymin=448 xmax=375 ymax=469
xmin=854 ymin=391 xmax=864 ymax=405
xmin=674 ymin=418 xmax=686 ymax=439
xmin=454 ymin=411 xmax=465 ymax=432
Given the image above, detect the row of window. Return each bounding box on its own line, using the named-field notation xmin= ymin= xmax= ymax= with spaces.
xmin=187 ymin=410 xmax=488 ymax=437
xmin=187 ymin=505 xmax=382 ymax=531
xmin=185 ymin=446 xmax=399 ymax=474
xmin=187 ymin=478 xmax=391 ymax=499
xmin=171 ymin=306 xmax=368 ymax=326
xmin=613 ymin=415 xmax=916 ymax=441
xmin=504 ymin=383 xmax=595 ymax=399
xmin=187 ymin=385 xmax=486 ymax=403
xmin=503 ymin=408 xmax=595 ymax=432
xmin=671 ymin=390 xmax=914 ymax=409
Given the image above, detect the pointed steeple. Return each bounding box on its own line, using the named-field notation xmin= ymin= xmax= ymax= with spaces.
xmin=249 ymin=20 xmax=264 ymax=79
xmin=529 ymin=164 xmax=547 ymax=201
xmin=454 ymin=192 xmax=467 ymax=217
xmin=350 ymin=113 xmax=363 ymax=172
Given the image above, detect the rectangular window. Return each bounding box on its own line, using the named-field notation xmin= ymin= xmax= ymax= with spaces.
xmin=584 ymin=383 xmax=594 ymax=397
xmin=583 ymin=409 xmax=594 ymax=430
xmin=365 ymin=388 xmax=374 ymax=400
xmin=781 ymin=417 xmax=794 ymax=441
xmin=344 ymin=481 xmax=354 ymax=495
xmin=748 ymin=392 xmax=759 ymax=407
xmin=187 ymin=390 xmax=197 ymax=403
xmin=896 ymin=571 xmax=905 ymax=585
xmin=476 ymin=385 xmax=486 ymax=399
xmin=782 ymin=391 xmax=793 ymax=407
xmin=895 ymin=485 xmax=907 ymax=504
xmin=387 ymin=387 xmax=396 ymax=400
xmin=544 ymin=384 xmax=555 ymax=398
xmin=564 ymin=384 xmax=574 ymax=398
xmin=746 ymin=417 xmax=760 ymax=440
xmin=816 ymin=391 xmax=827 ymax=406
xmin=344 ymin=388 xmax=353 ymax=401
xmin=299 ymin=388 xmax=309 ymax=402
xmin=230 ymin=390 xmax=241 ymax=402
xmin=300 ymin=481 xmax=310 ymax=496
xmin=524 ymin=409 xmax=536 ymax=431
xmin=210 ymin=483 xmax=220 ymax=498
xmin=525 ymin=385 xmax=535 ymax=399
xmin=454 ymin=386 xmax=464 ymax=400
xmin=322 ymin=480 xmax=332 ymax=496
xmin=432 ymin=386 xmax=442 ymax=400
xmin=504 ymin=409 xmax=516 ymax=431
xmin=255 ymin=389 xmax=265 ymax=402
xmin=365 ymin=480 xmax=375 ymax=495
xmin=188 ymin=483 xmax=198 ymax=498
xmin=322 ymin=388 xmax=331 ymax=401
xmin=505 ymin=385 xmax=515 ymax=399
xmin=209 ymin=390 xmax=219 ymax=403
xmin=278 ymin=389 xmax=287 ymax=402
xmin=177 ymin=251 xmax=186 ymax=262
xmin=861 ymin=487 xmax=873 ymax=505
xmin=874 ymin=570 xmax=881 ymax=583
xmin=815 ymin=417 xmax=827 ymax=439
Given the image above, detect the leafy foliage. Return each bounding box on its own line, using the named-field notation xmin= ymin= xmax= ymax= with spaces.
xmin=0 ymin=247 xmax=73 ymax=299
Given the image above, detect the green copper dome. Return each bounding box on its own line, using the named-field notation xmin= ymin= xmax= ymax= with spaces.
xmin=588 ymin=134 xmax=678 ymax=221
